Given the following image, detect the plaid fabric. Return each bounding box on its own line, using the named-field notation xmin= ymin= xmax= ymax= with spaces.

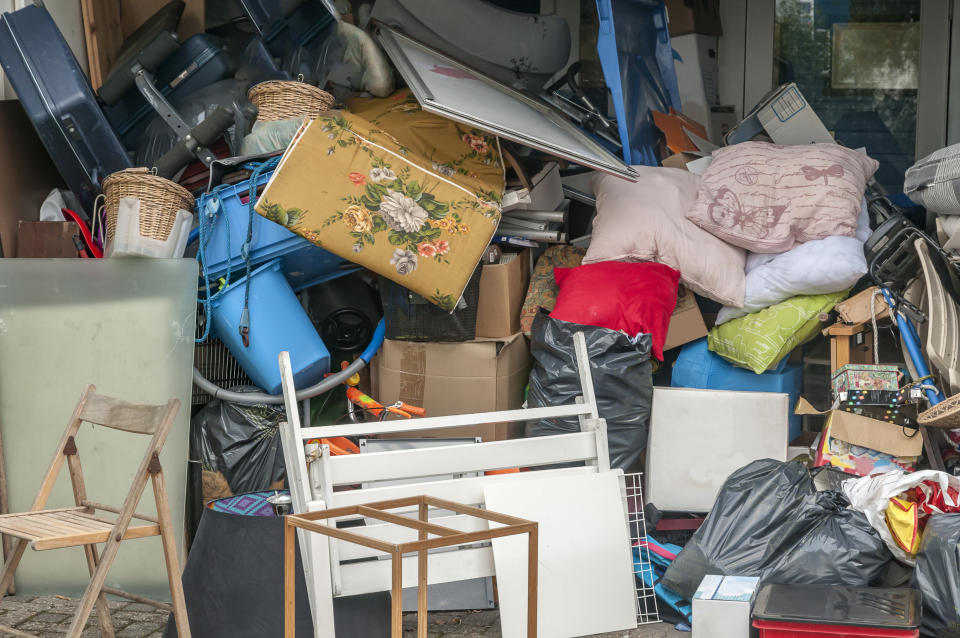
xmin=906 ymin=142 xmax=960 ymax=214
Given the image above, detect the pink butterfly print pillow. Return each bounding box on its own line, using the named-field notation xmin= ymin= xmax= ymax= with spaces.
xmin=684 ymin=141 xmax=879 ymax=253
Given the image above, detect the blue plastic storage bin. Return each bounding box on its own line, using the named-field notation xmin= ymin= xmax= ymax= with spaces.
xmin=671 ymin=339 xmax=803 ymax=441
xmin=210 ymin=259 xmax=330 ymax=395
xmin=196 ymin=168 xmax=347 ymax=290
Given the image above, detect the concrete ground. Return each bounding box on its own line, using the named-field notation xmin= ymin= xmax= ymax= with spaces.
xmin=0 ymin=595 xmax=686 ymax=637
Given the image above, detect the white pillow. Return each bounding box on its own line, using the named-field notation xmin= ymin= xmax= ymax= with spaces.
xmin=715 ymin=235 xmax=867 ymax=325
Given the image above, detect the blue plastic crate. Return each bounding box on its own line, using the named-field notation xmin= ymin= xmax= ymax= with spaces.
xmin=196 ymin=168 xmax=348 ymax=290
xmin=671 ymin=338 xmax=803 ymax=441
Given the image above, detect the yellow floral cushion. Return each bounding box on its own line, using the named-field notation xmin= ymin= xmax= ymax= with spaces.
xmin=255 ymin=90 xmax=505 ymax=310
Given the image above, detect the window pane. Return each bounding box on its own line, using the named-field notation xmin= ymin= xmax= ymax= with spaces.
xmin=775 ymin=0 xmax=921 ymax=192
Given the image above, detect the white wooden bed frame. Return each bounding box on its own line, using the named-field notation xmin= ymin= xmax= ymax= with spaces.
xmin=278 ymin=332 xmax=609 ymax=638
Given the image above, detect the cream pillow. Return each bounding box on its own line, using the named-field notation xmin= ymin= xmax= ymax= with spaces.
xmin=585 ymin=166 xmax=746 ymax=307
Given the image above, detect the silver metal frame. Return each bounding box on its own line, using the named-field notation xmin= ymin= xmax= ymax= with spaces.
xmin=374 ymin=23 xmax=637 ymax=181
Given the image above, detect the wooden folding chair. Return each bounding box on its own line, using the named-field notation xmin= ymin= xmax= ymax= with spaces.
xmin=0 ymin=384 xmax=191 ymax=638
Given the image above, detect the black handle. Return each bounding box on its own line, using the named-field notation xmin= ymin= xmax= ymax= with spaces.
xmin=153 ymin=107 xmax=236 ymax=178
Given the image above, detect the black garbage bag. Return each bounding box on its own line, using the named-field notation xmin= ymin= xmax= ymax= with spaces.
xmin=191 ymin=387 xmax=287 ymax=501
xmin=912 ymin=513 xmax=960 ymax=637
xmin=525 ymin=312 xmax=653 ymax=471
xmin=661 ymin=459 xmax=892 ymax=600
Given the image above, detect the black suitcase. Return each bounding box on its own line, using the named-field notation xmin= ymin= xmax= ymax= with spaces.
xmin=104 ymin=33 xmax=237 ymax=149
xmin=0 ymin=5 xmax=131 ymax=213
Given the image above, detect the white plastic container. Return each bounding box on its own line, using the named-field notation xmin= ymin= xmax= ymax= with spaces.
xmin=106 ymin=196 xmax=193 ymax=258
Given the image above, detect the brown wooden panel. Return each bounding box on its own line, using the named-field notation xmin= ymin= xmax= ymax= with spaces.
xmin=79 ymin=394 xmax=169 ymax=435
xmin=16 ymin=222 xmax=79 ymax=258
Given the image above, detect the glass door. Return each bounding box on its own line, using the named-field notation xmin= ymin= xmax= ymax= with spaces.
xmin=737 ymin=0 xmax=951 ymax=193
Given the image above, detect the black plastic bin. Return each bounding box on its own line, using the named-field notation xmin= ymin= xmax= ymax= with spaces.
xmin=379 ymin=264 xmax=483 ymax=342
xmin=164 ymin=491 xmax=390 ymax=638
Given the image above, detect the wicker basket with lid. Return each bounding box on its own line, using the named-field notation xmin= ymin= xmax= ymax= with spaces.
xmin=247 ymin=80 xmax=335 ymax=122
xmin=102 ymin=168 xmax=194 ymax=242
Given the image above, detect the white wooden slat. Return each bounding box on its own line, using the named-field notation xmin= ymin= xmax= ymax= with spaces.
xmin=298 ymin=403 xmax=593 ymax=440
xmin=329 ymin=433 xmax=597 ymax=485
xmin=339 ymin=547 xmax=495 ymax=597
xmin=327 ymin=466 xmax=597 ymax=510
xmin=336 ymin=515 xmax=489 ymax=561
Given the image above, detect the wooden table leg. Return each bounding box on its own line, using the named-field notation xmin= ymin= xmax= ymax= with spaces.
xmin=284 ymin=518 xmax=296 ymax=638
xmin=418 ymin=501 xmax=428 ymax=638
xmin=392 ymin=550 xmax=403 ymax=638
xmin=527 ymin=526 xmax=538 ymax=638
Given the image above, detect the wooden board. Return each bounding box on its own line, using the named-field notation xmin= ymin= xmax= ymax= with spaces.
xmin=81 ymin=0 xmax=123 ymax=90
xmin=484 ymin=471 xmax=637 ymax=638
xmin=16 ymin=222 xmax=80 ymax=258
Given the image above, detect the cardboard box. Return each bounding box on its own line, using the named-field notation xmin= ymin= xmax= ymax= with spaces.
xmin=692 ymin=575 xmax=760 ymax=638
xmin=665 ymin=0 xmax=722 ymax=36
xmin=831 ymin=364 xmax=900 ymax=396
xmin=835 ymin=287 xmax=890 ymax=324
xmin=725 ymin=83 xmax=834 ymax=146
xmin=372 ymin=334 xmax=532 ymax=441
xmin=476 ymin=249 xmax=531 ymax=338
xmin=795 ymin=398 xmax=922 ymax=476
xmin=664 ymin=286 xmax=708 ymax=351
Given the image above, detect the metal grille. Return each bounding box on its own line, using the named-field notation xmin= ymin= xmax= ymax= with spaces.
xmin=622 ymin=472 xmax=659 ymax=625
xmin=193 ymin=307 xmax=253 ymax=405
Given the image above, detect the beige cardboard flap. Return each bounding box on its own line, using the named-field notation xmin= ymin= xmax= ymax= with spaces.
xmin=794 ymin=397 xmax=828 ymax=416
xmin=829 ymin=410 xmax=924 ymax=457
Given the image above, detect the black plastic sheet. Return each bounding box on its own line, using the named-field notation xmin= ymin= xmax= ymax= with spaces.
xmin=912 ymin=513 xmax=960 ymax=637
xmin=525 ymin=312 xmax=653 ymax=471
xmin=662 ymin=459 xmax=892 ymax=600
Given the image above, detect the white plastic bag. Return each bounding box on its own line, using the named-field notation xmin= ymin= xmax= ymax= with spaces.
xmin=106 ymin=197 xmax=193 ymax=259
xmin=842 ymin=469 xmax=960 ymax=565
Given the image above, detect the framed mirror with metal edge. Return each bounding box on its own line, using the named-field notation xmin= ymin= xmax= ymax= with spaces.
xmin=374 ymin=23 xmax=638 ymax=182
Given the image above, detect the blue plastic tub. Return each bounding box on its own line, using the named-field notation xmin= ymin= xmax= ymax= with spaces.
xmin=210 ymin=259 xmax=330 ymax=395
xmin=671 ymin=339 xmax=803 ymax=441
xmin=196 ymin=168 xmax=346 ymax=289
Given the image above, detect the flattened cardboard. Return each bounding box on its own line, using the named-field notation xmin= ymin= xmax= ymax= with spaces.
xmin=794 ymin=398 xmax=923 ymax=457
xmin=664 ymin=285 xmax=708 ymax=351
xmin=476 ymin=249 xmax=531 ymax=338
xmin=372 ymin=334 xmax=531 ymax=441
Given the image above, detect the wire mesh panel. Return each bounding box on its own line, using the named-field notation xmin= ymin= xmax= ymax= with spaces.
xmin=193 ymin=307 xmax=253 ymax=405
xmin=622 ymin=472 xmax=659 ymax=625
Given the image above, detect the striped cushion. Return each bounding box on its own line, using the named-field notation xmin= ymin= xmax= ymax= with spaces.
xmin=906 ymin=143 xmax=960 ymax=214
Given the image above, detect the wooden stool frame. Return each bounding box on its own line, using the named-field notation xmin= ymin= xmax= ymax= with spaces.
xmin=284 ymin=495 xmax=538 ymax=638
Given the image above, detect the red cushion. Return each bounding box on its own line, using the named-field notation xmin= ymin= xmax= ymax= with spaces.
xmin=551 ymin=261 xmax=680 ymax=360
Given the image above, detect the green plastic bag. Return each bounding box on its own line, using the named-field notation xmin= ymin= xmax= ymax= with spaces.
xmin=708 ymin=291 xmax=848 ymax=373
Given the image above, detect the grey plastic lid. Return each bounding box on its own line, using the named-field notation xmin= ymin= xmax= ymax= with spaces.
xmin=752 ymin=584 xmax=921 ymax=630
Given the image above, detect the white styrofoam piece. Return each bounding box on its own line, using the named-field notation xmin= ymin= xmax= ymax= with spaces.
xmin=485 ymin=471 xmax=637 ymax=638
xmin=646 ymin=387 xmax=789 ymax=512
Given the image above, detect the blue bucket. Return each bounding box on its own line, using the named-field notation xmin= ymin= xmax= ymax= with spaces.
xmin=210 ymin=259 xmax=330 ymax=395
xmin=197 ymin=169 xmax=346 ymax=289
